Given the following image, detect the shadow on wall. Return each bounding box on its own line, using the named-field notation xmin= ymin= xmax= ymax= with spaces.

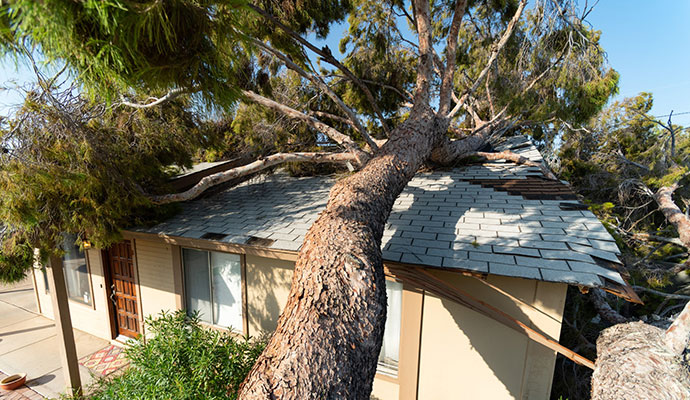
xmin=381 ymin=171 xmax=559 ymax=398
xmin=245 ymin=256 xmax=294 ymax=337
xmin=438 ymin=275 xmax=537 ymax=399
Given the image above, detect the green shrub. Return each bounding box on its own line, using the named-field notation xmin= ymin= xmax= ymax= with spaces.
xmin=82 ymin=311 xmax=265 ymax=400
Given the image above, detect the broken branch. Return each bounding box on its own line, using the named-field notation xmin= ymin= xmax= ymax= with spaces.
xmin=149 ymin=152 xmax=358 ymax=204
xmin=590 ymin=288 xmax=629 ymax=324
xmin=654 ymin=184 xmax=690 ymax=249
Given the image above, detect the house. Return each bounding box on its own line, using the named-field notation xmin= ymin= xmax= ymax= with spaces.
xmin=30 ymin=136 xmax=638 ymax=399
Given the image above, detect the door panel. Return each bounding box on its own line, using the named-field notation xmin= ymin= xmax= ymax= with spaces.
xmin=106 ymin=241 xmax=140 ymax=338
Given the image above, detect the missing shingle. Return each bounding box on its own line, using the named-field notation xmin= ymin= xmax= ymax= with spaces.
xmin=201 ymin=232 xmax=228 ymax=241
xmin=466 ymin=177 xmax=579 ymax=200
xmin=245 ymin=236 xmax=275 ymax=247
xmin=559 ymin=202 xmax=588 ymax=211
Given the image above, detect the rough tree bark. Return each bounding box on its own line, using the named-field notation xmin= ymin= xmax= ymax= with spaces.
xmin=237 ymin=0 xmax=453 ymax=397
xmin=238 ymin=106 xmax=444 ymax=398
xmin=654 ymin=184 xmax=690 ymax=248
xmin=589 ymin=288 xmax=629 ymax=325
xmin=591 ymin=301 xmax=690 ymax=400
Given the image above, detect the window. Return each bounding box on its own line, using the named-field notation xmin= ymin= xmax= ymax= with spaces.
xmin=182 ymin=248 xmax=243 ymax=331
xmin=40 ymin=266 xmax=49 ymax=293
xmin=60 ymin=234 xmax=92 ymax=305
xmin=378 ymin=279 xmax=402 ymax=376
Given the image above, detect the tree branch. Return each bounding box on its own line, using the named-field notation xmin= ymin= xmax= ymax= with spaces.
xmin=654 ymin=184 xmax=690 ymax=249
xmin=247 ymin=4 xmax=391 ymax=137
xmin=241 ymin=90 xmax=369 ymax=163
xmin=615 ymin=148 xmax=650 ymax=171
xmin=447 ymin=0 xmax=526 ymax=118
xmin=438 ymin=0 xmax=468 ymax=115
xmin=632 ymin=286 xmax=690 ymax=301
xmin=665 ymin=301 xmax=690 ymax=355
xmin=430 ymin=115 xmax=514 ymax=164
xmin=308 ymin=110 xmax=351 ymax=126
xmin=329 ymin=74 xmax=414 ymax=104
xmin=628 ymin=232 xmax=686 ymax=248
xmin=411 ymin=0 xmax=435 ymax=107
xmin=590 ymin=288 xmax=629 ymax=324
xmin=149 ymin=152 xmax=358 ymax=204
xmin=248 ymin=38 xmax=379 ymax=153
xmin=116 ymin=87 xmax=192 ymax=109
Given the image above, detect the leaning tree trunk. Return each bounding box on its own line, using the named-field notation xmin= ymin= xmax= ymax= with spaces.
xmin=238 ymin=106 xmax=447 ymax=398
xmin=591 ymin=301 xmax=690 ymax=399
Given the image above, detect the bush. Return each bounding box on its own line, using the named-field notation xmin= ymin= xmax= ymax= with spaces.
xmin=81 ymin=311 xmax=265 ymax=400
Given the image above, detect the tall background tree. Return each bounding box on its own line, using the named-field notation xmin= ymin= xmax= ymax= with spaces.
xmin=553 ymin=93 xmax=690 ymax=399
xmin=1 ymin=0 xmax=622 ymax=397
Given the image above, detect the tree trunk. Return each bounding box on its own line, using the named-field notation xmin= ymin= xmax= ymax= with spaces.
xmin=238 ymin=106 xmax=447 ymax=398
xmin=591 ymin=302 xmax=690 ymax=400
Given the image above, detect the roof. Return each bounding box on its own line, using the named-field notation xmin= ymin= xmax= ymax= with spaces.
xmin=132 ymin=136 xmax=636 ymax=299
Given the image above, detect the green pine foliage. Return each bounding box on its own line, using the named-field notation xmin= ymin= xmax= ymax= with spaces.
xmin=0 ymin=231 xmax=36 ymax=283
xmin=75 ymin=311 xmax=266 ymax=400
xmin=1 ymin=0 xmax=250 ymax=109
xmin=558 ymin=92 xmax=690 ymax=281
xmin=0 ymin=91 xmax=218 ymax=282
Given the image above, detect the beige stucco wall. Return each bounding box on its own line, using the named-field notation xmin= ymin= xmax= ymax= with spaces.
xmin=416 ymin=271 xmax=567 ymax=400
xmin=134 ymin=239 xmax=178 ymax=325
xmin=134 ymin=239 xmax=177 ymax=317
xmin=33 ymin=234 xmax=568 ymax=399
xmin=372 ymin=377 xmax=400 ymax=400
xmin=33 ymin=248 xmax=113 ymax=340
xmin=245 ymin=254 xmax=294 ymax=337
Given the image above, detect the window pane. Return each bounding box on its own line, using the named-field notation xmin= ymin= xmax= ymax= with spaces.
xmin=378 ymin=280 xmax=402 ymax=375
xmin=211 ymin=252 xmax=243 ymax=330
xmin=61 ymin=234 xmax=92 ymax=305
xmin=41 ymin=266 xmax=49 ymax=293
xmin=183 ymin=248 xmax=212 ymax=323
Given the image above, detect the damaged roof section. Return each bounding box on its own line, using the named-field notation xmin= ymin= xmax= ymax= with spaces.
xmin=132 ymin=136 xmax=638 ymax=302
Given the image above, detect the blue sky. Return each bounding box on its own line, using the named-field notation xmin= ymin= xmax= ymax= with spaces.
xmin=586 ymin=1 xmax=690 ymax=124
xmin=2 ymin=1 xmax=689 ymax=124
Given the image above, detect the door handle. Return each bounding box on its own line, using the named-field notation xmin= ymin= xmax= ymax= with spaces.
xmin=109 ymin=284 xmax=117 ymax=306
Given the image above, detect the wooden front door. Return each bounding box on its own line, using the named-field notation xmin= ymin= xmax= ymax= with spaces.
xmin=105 ymin=240 xmax=140 ymax=338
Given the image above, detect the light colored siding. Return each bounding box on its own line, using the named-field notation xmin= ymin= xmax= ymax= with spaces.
xmin=416 ymin=272 xmax=566 ymax=400
xmin=372 ymin=378 xmax=399 ymax=400
xmin=33 ymin=248 xmax=112 ymax=340
xmin=245 ymin=255 xmax=294 ymax=337
xmin=134 ymin=239 xmax=177 ymax=324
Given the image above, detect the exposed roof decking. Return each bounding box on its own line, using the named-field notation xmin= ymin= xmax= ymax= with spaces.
xmin=133 ymin=136 xmax=627 ymax=291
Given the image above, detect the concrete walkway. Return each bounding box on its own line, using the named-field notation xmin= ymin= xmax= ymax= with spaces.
xmin=0 ymin=279 xmax=110 ymax=399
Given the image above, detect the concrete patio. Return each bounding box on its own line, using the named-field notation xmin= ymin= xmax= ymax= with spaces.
xmin=0 ymin=278 xmax=110 ymax=399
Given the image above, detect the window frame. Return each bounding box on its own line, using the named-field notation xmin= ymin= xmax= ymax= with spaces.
xmin=60 ymin=234 xmax=95 ymax=308
xmin=375 ymin=278 xmax=404 ymax=379
xmin=181 ymin=247 xmax=247 ymax=334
